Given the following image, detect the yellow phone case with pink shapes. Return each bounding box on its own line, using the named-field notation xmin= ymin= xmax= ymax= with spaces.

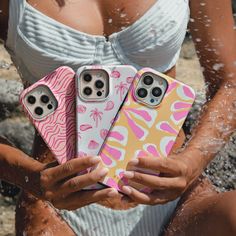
xmin=99 ymin=68 xmax=196 ymax=193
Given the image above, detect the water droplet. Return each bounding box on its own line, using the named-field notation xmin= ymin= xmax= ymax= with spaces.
xmin=227 ymin=73 xmax=234 ymax=78
xmin=212 ymin=63 xmax=224 ymax=71
xmin=189 ymin=18 xmax=195 ymax=22
xmin=108 ymin=18 xmax=112 ymax=24
xmin=195 ymin=38 xmax=202 ymax=42
xmin=25 ymin=176 xmax=29 ymax=183
xmin=120 ymin=13 xmax=126 ymax=18
xmin=200 ymin=2 xmax=206 ymax=6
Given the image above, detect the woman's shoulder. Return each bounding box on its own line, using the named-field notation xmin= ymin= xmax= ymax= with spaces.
xmin=0 ymin=0 xmax=9 ymax=41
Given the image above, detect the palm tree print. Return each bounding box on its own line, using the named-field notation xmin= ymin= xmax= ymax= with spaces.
xmin=90 ymin=108 xmax=103 ymax=127
xmin=115 ymin=82 xmax=129 ymax=101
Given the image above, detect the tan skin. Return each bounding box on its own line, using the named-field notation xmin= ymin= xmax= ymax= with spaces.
xmin=0 ymin=0 xmax=236 ymax=235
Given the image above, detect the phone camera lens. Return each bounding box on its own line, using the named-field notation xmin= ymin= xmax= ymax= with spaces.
xmin=41 ymin=95 xmax=49 ymax=104
xmin=95 ymin=80 xmax=104 ymax=89
xmin=47 ymin=104 xmax=53 ymax=110
xmin=152 ymin=87 xmax=162 ymax=97
xmin=35 ymin=107 xmax=43 ymax=116
xmin=27 ymin=95 xmax=36 ymax=104
xmin=83 ymin=87 xmax=92 ymax=96
xmin=143 ymin=76 xmax=154 ymax=86
xmin=137 ymin=88 xmax=148 ymax=98
xmin=83 ymin=74 xmax=92 ymax=82
xmin=97 ymin=91 xmax=102 ymax=97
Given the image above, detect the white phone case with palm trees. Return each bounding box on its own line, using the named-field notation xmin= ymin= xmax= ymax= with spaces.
xmin=76 ymin=65 xmax=137 ymax=157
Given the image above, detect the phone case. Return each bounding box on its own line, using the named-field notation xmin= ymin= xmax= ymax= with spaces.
xmin=76 ymin=65 xmax=137 ymax=157
xmin=20 ymin=66 xmax=76 ymax=164
xmin=99 ymin=68 xmax=196 ymax=193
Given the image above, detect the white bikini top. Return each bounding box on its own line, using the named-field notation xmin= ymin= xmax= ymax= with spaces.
xmin=6 ymin=0 xmax=190 ymax=84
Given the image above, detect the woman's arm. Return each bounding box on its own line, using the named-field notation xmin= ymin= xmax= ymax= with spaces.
xmin=0 ymin=143 xmax=43 ymax=196
xmin=186 ymin=0 xmax=236 ymax=171
xmin=120 ymin=0 xmax=236 ymax=204
xmin=0 ymin=142 xmax=118 ymax=209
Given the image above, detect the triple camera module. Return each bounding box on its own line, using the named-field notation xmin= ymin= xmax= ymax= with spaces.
xmin=80 ymin=70 xmax=109 ymax=101
xmin=135 ymin=73 xmax=168 ymax=107
xmin=25 ymin=85 xmax=57 ymax=119
xmin=27 ymin=94 xmax=53 ymax=116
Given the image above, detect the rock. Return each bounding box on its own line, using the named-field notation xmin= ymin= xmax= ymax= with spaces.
xmin=185 ymin=92 xmax=236 ymax=192
xmin=0 ymin=118 xmax=35 ymax=155
xmin=0 ymin=195 xmax=15 ymax=236
xmin=0 ymin=78 xmax=23 ymax=120
xmin=180 ymin=39 xmax=196 ymax=60
xmin=205 ymin=133 xmax=236 ymax=191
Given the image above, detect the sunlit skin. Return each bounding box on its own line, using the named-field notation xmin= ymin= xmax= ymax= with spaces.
xmin=0 ymin=0 xmax=236 ymax=235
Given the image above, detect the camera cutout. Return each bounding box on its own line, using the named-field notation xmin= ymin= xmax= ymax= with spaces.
xmin=134 ymin=72 xmax=168 ymax=107
xmin=78 ymin=69 xmax=109 ymax=101
xmin=23 ymin=85 xmax=58 ymax=120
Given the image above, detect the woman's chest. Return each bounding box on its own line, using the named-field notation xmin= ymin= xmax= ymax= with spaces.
xmin=26 ymin=0 xmax=157 ymax=37
xmin=8 ymin=0 xmax=189 ymax=84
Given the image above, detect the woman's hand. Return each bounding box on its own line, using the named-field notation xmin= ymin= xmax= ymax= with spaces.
xmin=33 ymin=156 xmax=118 ymax=210
xmin=0 ymin=142 xmax=118 ymax=211
xmin=121 ymin=148 xmax=203 ymax=205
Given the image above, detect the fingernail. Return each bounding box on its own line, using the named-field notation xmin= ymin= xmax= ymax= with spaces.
xmin=123 ymin=171 xmax=134 ymax=179
xmin=122 ymin=186 xmax=132 ymax=195
xmin=107 ymin=189 xmax=118 ymax=197
xmin=99 ymin=168 xmax=109 ymax=177
xmin=90 ymin=156 xmax=100 ymax=164
xmin=129 ymin=158 xmax=139 ymax=166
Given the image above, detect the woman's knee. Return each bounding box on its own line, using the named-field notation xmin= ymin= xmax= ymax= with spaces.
xmin=15 ymin=191 xmax=75 ymax=236
xmin=213 ymin=190 xmax=236 ymax=234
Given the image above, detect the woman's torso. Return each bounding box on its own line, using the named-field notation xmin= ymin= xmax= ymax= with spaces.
xmin=3 ymin=0 xmax=189 ymax=210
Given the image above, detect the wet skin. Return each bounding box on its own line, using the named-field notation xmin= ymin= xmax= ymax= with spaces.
xmin=1 ymin=0 xmax=236 ymax=235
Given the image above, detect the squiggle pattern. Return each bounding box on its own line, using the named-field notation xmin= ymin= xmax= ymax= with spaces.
xmin=20 ymin=66 xmax=76 ymax=164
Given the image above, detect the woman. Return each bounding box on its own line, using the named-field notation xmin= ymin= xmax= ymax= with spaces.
xmin=0 ymin=0 xmax=236 ymax=235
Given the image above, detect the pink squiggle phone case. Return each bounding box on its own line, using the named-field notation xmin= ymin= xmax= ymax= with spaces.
xmin=99 ymin=68 xmax=196 ymax=193
xmin=76 ymin=65 xmax=137 ymax=157
xmin=20 ymin=66 xmax=76 ymax=164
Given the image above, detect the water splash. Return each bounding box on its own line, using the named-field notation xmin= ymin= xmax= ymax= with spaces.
xmin=212 ymin=63 xmax=224 ymax=71
xmin=24 ymin=176 xmax=29 ymax=183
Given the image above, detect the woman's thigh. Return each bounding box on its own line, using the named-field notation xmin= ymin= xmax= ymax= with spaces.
xmin=16 ymin=135 xmax=76 ymax=236
xmin=164 ymin=177 xmax=236 ymax=236
xmin=15 ymin=191 xmax=76 ymax=236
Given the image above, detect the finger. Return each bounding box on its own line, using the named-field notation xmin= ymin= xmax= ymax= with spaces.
xmin=121 ymin=186 xmax=152 ymax=204
xmin=121 ymin=186 xmax=178 ymax=205
xmin=123 ymin=171 xmax=186 ymax=190
xmin=128 ymin=156 xmax=186 ymax=176
xmin=56 ymin=167 xmax=109 ymax=195
xmin=54 ymin=188 xmax=119 ymax=210
xmin=44 ymin=156 xmax=101 ymax=182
